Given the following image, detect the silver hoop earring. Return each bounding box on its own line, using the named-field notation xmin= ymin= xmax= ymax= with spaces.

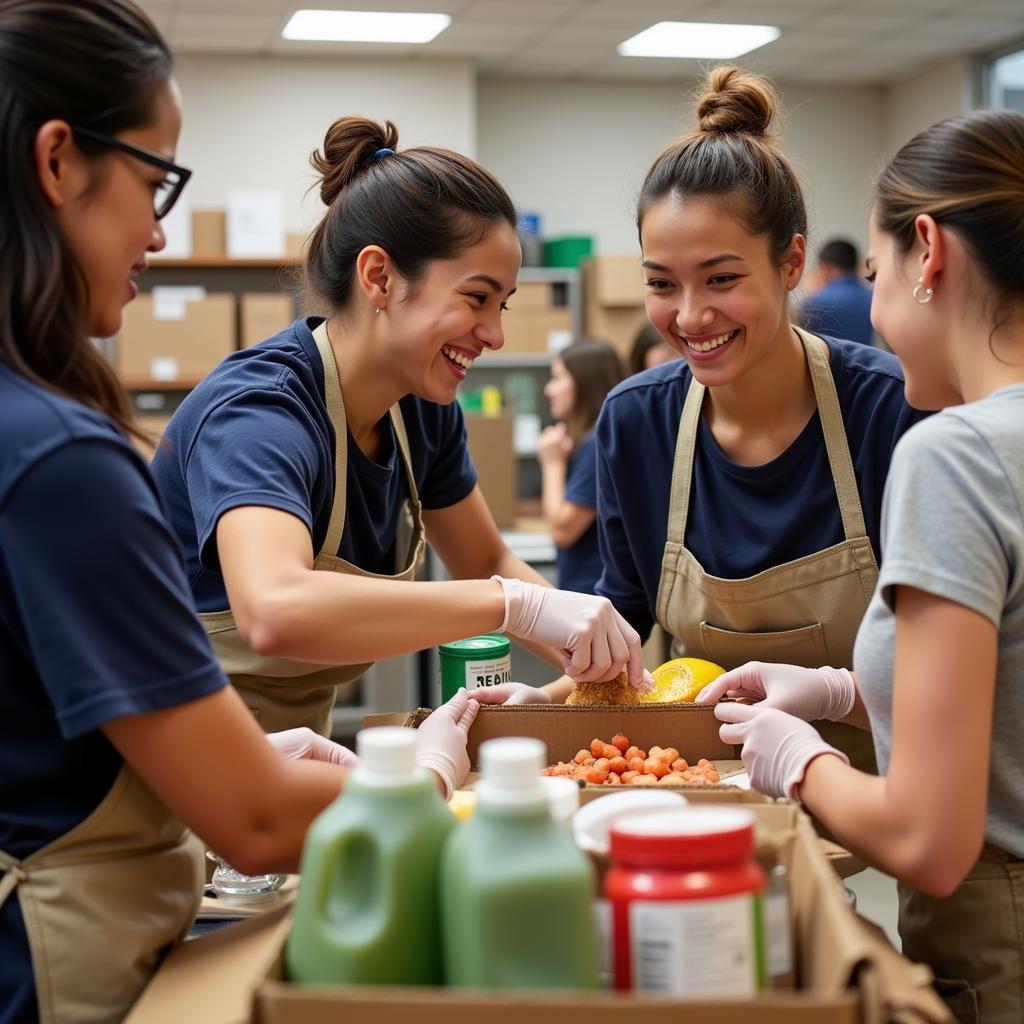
xmin=912 ymin=280 xmax=933 ymax=305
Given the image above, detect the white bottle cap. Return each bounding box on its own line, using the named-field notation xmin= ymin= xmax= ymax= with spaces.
xmin=540 ymin=776 xmax=581 ymax=824
xmin=476 ymin=737 xmax=547 ymax=809
xmin=572 ymin=790 xmax=689 ymax=854
xmin=353 ymin=727 xmax=420 ymax=786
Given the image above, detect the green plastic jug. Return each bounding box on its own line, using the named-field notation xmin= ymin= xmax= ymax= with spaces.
xmin=441 ymin=737 xmax=598 ymax=990
xmin=286 ymin=726 xmax=455 ymax=986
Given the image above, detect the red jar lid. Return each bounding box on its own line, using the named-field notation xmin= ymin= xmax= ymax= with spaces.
xmin=609 ymin=807 xmax=756 ymax=868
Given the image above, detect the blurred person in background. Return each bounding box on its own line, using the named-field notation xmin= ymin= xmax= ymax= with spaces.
xmin=800 ymin=237 xmax=874 ymax=346
xmin=539 ymin=338 xmax=625 ymax=594
xmin=627 ymin=322 xmax=680 ymax=375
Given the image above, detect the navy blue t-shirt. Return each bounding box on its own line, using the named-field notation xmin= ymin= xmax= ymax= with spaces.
xmin=556 ymin=432 xmax=602 ymax=594
xmin=800 ymin=276 xmax=874 ymax=347
xmin=151 ymin=318 xmax=478 ymax=613
xmin=595 ymin=336 xmax=926 ymax=641
xmin=0 ymin=366 xmax=225 ymax=1024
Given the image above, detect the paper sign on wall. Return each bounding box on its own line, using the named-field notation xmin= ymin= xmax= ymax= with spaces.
xmin=227 ymin=190 xmax=285 ymax=258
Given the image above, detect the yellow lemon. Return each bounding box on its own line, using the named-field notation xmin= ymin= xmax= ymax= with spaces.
xmin=640 ymin=657 xmax=726 ymax=704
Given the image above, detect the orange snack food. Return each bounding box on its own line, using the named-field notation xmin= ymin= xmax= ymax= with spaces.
xmin=543 ymin=735 xmax=721 ymax=787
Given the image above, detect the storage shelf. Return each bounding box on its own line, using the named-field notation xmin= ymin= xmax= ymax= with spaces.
xmin=148 ymin=257 xmax=300 ymax=269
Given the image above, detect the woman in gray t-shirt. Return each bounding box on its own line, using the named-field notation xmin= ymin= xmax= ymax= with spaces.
xmin=701 ymin=108 xmax=1024 ymax=1023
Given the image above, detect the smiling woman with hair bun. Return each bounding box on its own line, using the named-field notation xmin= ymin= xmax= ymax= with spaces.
xmin=525 ymin=67 xmax=927 ymax=758
xmin=149 ymin=112 xmax=650 ymax=735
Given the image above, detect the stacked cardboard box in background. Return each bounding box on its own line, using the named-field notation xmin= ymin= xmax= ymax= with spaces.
xmin=116 ymin=292 xmax=236 ymax=384
xmin=501 ymin=280 xmax=572 ymax=354
xmin=464 ymin=414 xmax=517 ymax=528
xmin=582 ymin=255 xmax=649 ymax=358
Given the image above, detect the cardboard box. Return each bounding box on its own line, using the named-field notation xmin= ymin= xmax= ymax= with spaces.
xmin=512 ymin=281 xmax=560 ymax=310
xmin=126 ymin=798 xmax=947 ymax=1024
xmin=582 ymin=257 xmax=649 ymax=357
xmin=240 ymin=293 xmax=294 ymax=348
xmin=117 ymin=293 xmax=235 ymax=383
xmin=501 ymin=307 xmax=573 ymax=354
xmin=191 ymin=210 xmax=227 ymax=258
xmin=589 ymin=254 xmax=644 ymax=307
xmin=464 ymin=414 xmax=517 ymax=528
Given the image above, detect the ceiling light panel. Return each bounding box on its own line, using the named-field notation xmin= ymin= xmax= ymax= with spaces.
xmin=618 ymin=21 xmax=781 ymax=59
xmin=282 ymin=9 xmax=452 ymax=44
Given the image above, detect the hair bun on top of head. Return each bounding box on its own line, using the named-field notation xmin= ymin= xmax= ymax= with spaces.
xmin=310 ymin=116 xmax=400 ymax=206
xmin=694 ymin=64 xmax=779 ymax=139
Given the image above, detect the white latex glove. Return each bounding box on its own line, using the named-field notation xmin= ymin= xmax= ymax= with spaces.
xmin=266 ymin=727 xmax=359 ymax=767
xmin=415 ymin=689 xmax=480 ymax=800
xmin=468 ymin=682 xmax=552 ymax=706
xmin=491 ymin=576 xmax=644 ymax=688
xmin=696 ymin=661 xmax=856 ymax=723
xmin=715 ymin=702 xmax=848 ymax=800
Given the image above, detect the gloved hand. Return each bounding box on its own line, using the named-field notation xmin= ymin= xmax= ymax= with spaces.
xmin=468 ymin=682 xmax=552 ymax=706
xmin=696 ymin=661 xmax=856 ymax=723
xmin=491 ymin=576 xmax=644 ymax=688
xmin=415 ymin=689 xmax=480 ymax=800
xmin=266 ymin=727 xmax=359 ymax=767
xmin=715 ymin=702 xmax=848 ymax=800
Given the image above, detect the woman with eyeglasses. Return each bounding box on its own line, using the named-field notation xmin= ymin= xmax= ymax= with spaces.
xmin=0 ymin=4 xmax=484 ymax=1021
xmin=147 ymin=120 xmax=647 ymax=732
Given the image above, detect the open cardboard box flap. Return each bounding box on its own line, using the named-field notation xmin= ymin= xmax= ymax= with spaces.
xmin=127 ymin=800 xmax=949 ymax=1024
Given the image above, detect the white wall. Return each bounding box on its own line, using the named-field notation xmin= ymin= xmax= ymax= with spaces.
xmin=881 ymin=57 xmax=975 ymax=160
xmin=477 ymin=78 xmax=885 ymax=256
xmin=172 ymin=55 xmax=477 ymax=235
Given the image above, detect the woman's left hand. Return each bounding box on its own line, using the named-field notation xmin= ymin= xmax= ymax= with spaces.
xmin=266 ymin=727 xmax=359 ymax=767
xmin=537 ymin=423 xmax=572 ymax=465
xmin=469 ymin=682 xmax=552 ymax=705
xmin=714 ymin=702 xmax=847 ymax=799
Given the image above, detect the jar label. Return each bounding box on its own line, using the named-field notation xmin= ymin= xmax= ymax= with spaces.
xmin=628 ymin=895 xmax=760 ymax=996
xmin=461 ymin=656 xmax=512 ymax=691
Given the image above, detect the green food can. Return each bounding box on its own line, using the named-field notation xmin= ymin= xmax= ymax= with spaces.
xmin=438 ymin=635 xmax=512 ymax=703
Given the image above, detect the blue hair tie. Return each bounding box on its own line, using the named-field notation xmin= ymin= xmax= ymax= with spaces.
xmin=373 ymin=147 xmax=394 ymax=160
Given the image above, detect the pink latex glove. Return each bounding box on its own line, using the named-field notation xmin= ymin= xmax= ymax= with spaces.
xmin=469 ymin=683 xmax=552 ymax=706
xmin=492 ymin=576 xmax=644 ymax=688
xmin=415 ymin=689 xmax=480 ymax=800
xmin=696 ymin=661 xmax=856 ymax=723
xmin=266 ymin=727 xmax=359 ymax=767
xmin=714 ymin=702 xmax=848 ymax=800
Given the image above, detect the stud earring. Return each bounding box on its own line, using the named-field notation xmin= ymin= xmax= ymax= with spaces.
xmin=374 ymin=306 xmax=382 ymax=316
xmin=912 ymin=278 xmax=933 ymax=304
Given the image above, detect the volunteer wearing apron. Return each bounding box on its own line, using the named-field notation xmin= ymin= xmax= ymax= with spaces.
xmin=151 ymin=115 xmax=646 ymax=738
xmin=532 ymin=68 xmax=921 ymax=774
xmin=709 ymin=108 xmax=1024 ymax=1023
xmin=0 ymin=7 xmax=482 ymax=1021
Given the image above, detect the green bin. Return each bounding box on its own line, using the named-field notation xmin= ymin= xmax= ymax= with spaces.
xmin=542 ymin=236 xmax=593 ymax=268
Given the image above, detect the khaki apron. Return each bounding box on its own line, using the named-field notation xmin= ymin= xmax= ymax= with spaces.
xmin=0 ymin=766 xmax=204 ymax=1024
xmin=655 ymin=327 xmax=878 ymax=773
xmin=898 ymin=845 xmax=1024 ymax=1024
xmin=199 ymin=320 xmax=425 ymax=736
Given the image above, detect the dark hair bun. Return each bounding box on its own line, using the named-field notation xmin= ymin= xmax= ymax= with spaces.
xmin=311 ymin=116 xmax=399 ymax=206
xmin=695 ymin=65 xmax=778 ymax=138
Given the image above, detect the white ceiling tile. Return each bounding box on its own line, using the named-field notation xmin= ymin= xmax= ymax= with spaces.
xmin=173 ymin=13 xmax=284 ymax=38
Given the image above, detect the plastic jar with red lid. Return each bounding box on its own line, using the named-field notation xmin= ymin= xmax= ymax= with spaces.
xmin=605 ymin=806 xmax=766 ymax=995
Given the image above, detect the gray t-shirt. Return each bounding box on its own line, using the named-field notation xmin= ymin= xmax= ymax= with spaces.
xmin=854 ymin=383 xmax=1024 ymax=857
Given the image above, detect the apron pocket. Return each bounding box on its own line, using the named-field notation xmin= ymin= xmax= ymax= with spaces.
xmin=933 ymin=978 xmax=980 ymax=1024
xmin=699 ymin=621 xmax=828 ymax=668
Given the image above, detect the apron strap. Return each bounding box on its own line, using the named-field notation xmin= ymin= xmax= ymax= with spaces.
xmin=797 ymin=328 xmax=869 ymax=541
xmin=665 ymin=373 xmax=706 ymax=548
xmin=311 ymin=320 xmax=349 ymax=557
xmin=312 ymin=319 xmax=426 ymax=566
xmin=0 ymin=850 xmax=27 ymax=909
xmin=665 ymin=329 xmax=869 ymax=548
xmin=387 ymin=403 xmax=426 ymax=571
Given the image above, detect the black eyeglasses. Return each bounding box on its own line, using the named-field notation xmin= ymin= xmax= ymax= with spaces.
xmin=70 ymin=125 xmax=192 ymax=220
